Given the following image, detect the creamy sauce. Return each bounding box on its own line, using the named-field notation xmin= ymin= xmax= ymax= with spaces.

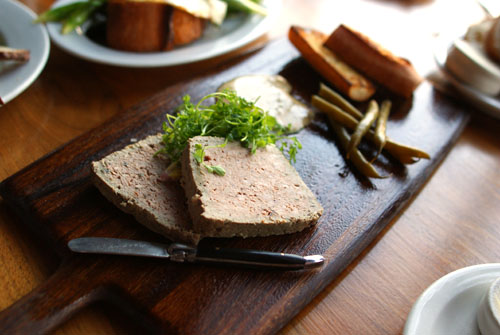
xmin=218 ymin=74 xmax=313 ymax=133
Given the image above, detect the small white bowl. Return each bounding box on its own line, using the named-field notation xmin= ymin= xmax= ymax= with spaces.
xmin=477 ymin=276 xmax=500 ymax=335
xmin=445 ymin=39 xmax=500 ymax=96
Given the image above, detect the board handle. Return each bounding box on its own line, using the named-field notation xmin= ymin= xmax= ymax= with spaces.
xmin=0 ymin=259 xmax=104 ymax=334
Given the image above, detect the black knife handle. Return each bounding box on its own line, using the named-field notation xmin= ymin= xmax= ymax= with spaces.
xmin=193 ymin=246 xmax=324 ymax=270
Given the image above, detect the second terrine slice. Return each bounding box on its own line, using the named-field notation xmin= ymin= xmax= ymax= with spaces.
xmin=181 ymin=136 xmax=323 ymax=238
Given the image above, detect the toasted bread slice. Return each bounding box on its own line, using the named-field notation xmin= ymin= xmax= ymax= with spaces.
xmin=288 ymin=25 xmax=375 ymax=102
xmin=324 ymin=24 xmax=422 ymax=98
xmin=0 ymin=46 xmax=30 ymax=62
xmin=181 ymin=136 xmax=323 ymax=238
xmin=91 ymin=134 xmax=202 ymax=245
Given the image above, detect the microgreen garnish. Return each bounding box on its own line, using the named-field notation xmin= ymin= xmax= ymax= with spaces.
xmin=194 ymin=144 xmax=226 ymax=176
xmin=157 ymin=90 xmax=302 ymax=175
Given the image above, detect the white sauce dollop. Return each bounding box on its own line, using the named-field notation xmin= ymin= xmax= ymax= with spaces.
xmin=218 ymin=74 xmax=313 ymax=133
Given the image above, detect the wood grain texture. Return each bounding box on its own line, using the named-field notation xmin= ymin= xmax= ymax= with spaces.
xmin=1 ymin=1 xmax=497 ymax=334
xmin=0 ymin=36 xmax=468 ymax=334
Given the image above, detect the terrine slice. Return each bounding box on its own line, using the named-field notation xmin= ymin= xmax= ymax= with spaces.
xmin=91 ymin=134 xmax=201 ymax=245
xmin=181 ymin=136 xmax=323 ymax=238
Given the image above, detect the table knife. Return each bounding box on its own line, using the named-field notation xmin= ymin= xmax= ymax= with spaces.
xmin=68 ymin=237 xmax=324 ymax=270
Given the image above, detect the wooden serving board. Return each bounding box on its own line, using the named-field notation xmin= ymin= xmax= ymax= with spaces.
xmin=0 ymin=39 xmax=468 ymax=334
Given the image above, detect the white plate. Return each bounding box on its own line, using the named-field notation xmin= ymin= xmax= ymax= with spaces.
xmin=404 ymin=263 xmax=500 ymax=335
xmin=0 ymin=0 xmax=50 ymax=105
xmin=46 ymin=0 xmax=280 ymax=68
xmin=433 ymin=37 xmax=500 ymax=119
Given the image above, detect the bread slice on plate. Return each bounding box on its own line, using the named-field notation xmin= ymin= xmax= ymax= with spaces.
xmin=91 ymin=134 xmax=202 ymax=245
xmin=181 ymin=136 xmax=323 ymax=238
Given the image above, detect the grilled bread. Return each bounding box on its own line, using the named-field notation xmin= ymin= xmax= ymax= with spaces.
xmin=288 ymin=25 xmax=375 ymax=102
xmin=323 ymin=24 xmax=422 ymax=98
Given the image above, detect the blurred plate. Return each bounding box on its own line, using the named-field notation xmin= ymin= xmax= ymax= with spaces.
xmin=46 ymin=0 xmax=280 ymax=68
xmin=433 ymin=37 xmax=500 ymax=119
xmin=0 ymin=0 xmax=50 ymax=105
xmin=404 ymin=263 xmax=500 ymax=335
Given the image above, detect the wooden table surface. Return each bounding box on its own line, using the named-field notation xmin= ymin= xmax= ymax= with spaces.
xmin=1 ymin=0 xmax=500 ymax=334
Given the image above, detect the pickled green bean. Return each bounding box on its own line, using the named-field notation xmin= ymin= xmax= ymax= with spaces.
xmin=312 ymin=95 xmax=430 ymax=163
xmin=347 ymin=100 xmax=379 ymax=159
xmin=329 ymin=119 xmax=385 ymax=179
xmin=318 ymin=83 xmax=363 ymax=120
xmin=312 ymin=95 xmax=358 ymax=129
xmin=373 ymin=100 xmax=391 ymax=161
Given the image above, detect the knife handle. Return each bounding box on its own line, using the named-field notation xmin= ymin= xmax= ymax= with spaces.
xmin=168 ymin=244 xmax=324 ymax=270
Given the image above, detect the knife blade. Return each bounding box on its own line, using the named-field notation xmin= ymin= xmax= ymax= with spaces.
xmin=68 ymin=237 xmax=324 ymax=270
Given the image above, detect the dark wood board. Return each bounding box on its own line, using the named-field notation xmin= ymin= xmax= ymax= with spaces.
xmin=0 ymin=38 xmax=468 ymax=335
